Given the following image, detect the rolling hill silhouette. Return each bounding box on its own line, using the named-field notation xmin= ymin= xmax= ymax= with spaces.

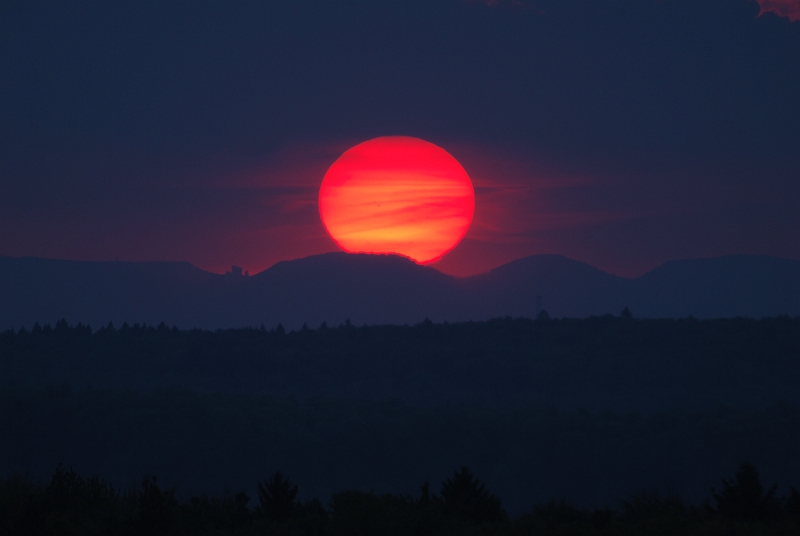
xmin=0 ymin=252 xmax=798 ymax=330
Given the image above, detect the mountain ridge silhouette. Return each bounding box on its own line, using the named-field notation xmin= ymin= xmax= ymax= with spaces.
xmin=0 ymin=252 xmax=798 ymax=330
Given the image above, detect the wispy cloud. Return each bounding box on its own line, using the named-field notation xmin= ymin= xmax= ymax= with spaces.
xmin=754 ymin=0 xmax=800 ymax=22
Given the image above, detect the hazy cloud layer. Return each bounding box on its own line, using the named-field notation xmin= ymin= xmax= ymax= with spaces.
xmin=756 ymin=0 xmax=800 ymax=22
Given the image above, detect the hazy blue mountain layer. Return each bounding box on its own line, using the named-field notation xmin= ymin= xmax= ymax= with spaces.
xmin=0 ymin=253 xmax=798 ymax=330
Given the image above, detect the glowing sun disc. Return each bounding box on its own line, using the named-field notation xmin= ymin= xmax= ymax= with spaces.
xmin=319 ymin=136 xmax=475 ymax=264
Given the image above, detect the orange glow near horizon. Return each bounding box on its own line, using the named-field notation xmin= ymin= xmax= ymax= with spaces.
xmin=319 ymin=137 xmax=475 ymax=264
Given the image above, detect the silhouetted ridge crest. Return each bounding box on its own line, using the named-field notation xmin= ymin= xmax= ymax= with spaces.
xmin=0 ymin=252 xmax=798 ymax=330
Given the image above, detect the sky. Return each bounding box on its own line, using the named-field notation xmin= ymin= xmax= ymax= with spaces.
xmin=1 ymin=0 xmax=798 ymax=278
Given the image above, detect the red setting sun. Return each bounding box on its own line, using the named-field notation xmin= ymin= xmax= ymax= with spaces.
xmin=319 ymin=137 xmax=475 ymax=264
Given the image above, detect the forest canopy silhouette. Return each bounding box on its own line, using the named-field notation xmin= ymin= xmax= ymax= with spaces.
xmin=1 ymin=316 xmax=799 ymax=530
xmin=1 ymin=462 xmax=798 ymax=535
xmin=1 ymin=315 xmax=798 ymax=410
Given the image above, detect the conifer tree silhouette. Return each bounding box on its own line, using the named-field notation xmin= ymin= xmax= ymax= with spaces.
xmin=419 ymin=480 xmax=430 ymax=507
xmin=786 ymin=487 xmax=800 ymax=518
xmin=258 ymin=471 xmax=298 ymax=523
xmin=138 ymin=476 xmax=179 ymax=534
xmin=713 ymin=462 xmax=780 ymax=522
xmin=440 ymin=466 xmax=506 ymax=525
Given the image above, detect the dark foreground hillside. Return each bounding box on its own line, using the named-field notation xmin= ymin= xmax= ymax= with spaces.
xmin=1 ymin=386 xmax=799 ymax=516
xmin=1 ymin=316 xmax=799 ymax=411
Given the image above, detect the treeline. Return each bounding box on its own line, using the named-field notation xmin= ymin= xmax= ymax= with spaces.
xmin=1 ymin=315 xmax=799 ymax=410
xmin=3 ymin=386 xmax=800 ymax=514
xmin=2 ymin=463 xmax=799 ymax=535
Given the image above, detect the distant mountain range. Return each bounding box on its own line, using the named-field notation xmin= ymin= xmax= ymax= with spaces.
xmin=0 ymin=252 xmax=798 ymax=330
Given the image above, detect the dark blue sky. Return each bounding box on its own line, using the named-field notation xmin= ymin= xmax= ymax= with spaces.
xmin=1 ymin=0 xmax=798 ymax=276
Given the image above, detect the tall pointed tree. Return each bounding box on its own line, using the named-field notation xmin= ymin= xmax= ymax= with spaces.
xmin=440 ymin=466 xmax=506 ymax=525
xmin=258 ymin=471 xmax=298 ymax=524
